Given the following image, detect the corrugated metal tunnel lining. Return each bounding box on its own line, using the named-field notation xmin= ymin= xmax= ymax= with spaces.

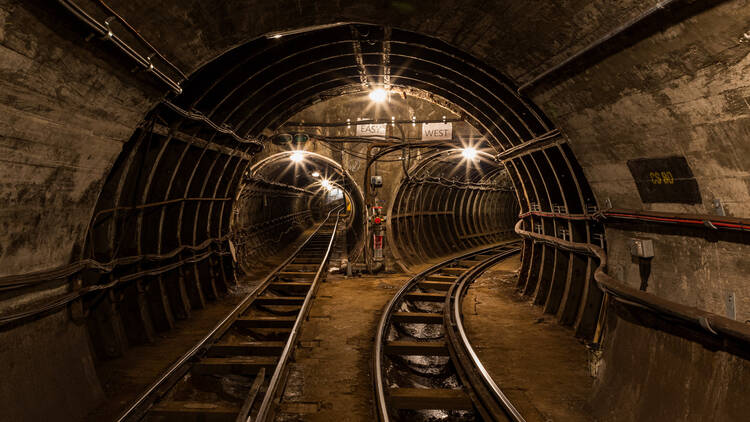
xmin=235 ymin=150 xmax=366 ymax=272
xmin=81 ymin=112 xmax=259 ymax=354
xmin=389 ymin=149 xmax=519 ymax=266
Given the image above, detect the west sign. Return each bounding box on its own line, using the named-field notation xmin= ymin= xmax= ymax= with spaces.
xmin=422 ymin=122 xmax=453 ymax=141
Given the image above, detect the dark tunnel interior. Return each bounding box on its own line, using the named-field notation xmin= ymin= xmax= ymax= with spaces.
xmin=2 ymin=1 xmax=750 ymax=421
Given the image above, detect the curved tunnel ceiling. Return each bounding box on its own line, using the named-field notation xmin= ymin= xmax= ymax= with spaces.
xmin=166 ymin=23 xmax=553 ymax=149
xmin=404 ymin=148 xmax=507 ymax=183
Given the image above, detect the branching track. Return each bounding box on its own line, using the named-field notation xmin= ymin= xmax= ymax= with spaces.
xmin=374 ymin=241 xmax=525 ymax=422
xmin=117 ymin=208 xmax=343 ymax=422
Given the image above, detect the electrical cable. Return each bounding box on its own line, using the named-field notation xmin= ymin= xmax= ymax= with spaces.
xmin=0 ymin=248 xmax=227 ymax=326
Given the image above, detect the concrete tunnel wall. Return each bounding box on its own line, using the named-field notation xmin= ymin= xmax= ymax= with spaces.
xmin=1 ymin=0 xmax=750 ymax=420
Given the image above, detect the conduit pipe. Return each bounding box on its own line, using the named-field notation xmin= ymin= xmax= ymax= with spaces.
xmin=514 ymin=220 xmax=750 ymax=345
xmin=602 ymin=208 xmax=750 ymax=232
xmin=520 ymin=208 xmax=750 ymax=232
xmin=56 ymin=0 xmax=184 ymax=93
xmin=284 ymin=117 xmax=464 ymax=127
xmin=92 ymin=0 xmax=187 ymax=80
xmin=163 ymin=101 xmax=265 ymax=148
xmin=0 ymin=248 xmax=229 ymax=326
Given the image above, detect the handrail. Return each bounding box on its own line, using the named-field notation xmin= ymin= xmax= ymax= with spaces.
xmin=514 ymin=220 xmax=750 ymax=345
xmin=254 ymin=206 xmax=343 ymax=421
xmin=448 ymin=249 xmax=525 ymax=422
xmin=115 ymin=215 xmax=337 ymax=422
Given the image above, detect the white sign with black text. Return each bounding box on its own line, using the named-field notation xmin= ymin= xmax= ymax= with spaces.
xmin=356 ymin=122 xmax=387 ymax=137
xmin=422 ymin=122 xmax=453 ymax=141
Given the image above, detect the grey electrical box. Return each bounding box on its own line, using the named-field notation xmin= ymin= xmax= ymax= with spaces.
xmin=629 ymin=238 xmax=654 ymax=258
xmin=370 ymin=175 xmax=383 ymax=187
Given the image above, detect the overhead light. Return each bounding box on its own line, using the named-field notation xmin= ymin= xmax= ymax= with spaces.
xmin=369 ymin=88 xmax=387 ymax=103
xmin=290 ymin=150 xmax=305 ymax=163
xmin=311 ymin=171 xmax=320 ymax=178
xmin=321 ymin=179 xmax=332 ymax=191
xmin=461 ymin=147 xmax=478 ymax=160
xmin=271 ymin=34 xmax=283 ymax=39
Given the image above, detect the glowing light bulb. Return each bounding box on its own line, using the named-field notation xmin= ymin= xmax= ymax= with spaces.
xmin=369 ymin=88 xmax=387 ymax=103
xmin=461 ymin=147 xmax=478 ymax=160
xmin=321 ymin=179 xmax=332 ymax=190
xmin=311 ymin=171 xmax=320 ymax=178
xmin=290 ymin=150 xmax=305 ymax=163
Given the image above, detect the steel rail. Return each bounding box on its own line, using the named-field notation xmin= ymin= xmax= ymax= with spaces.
xmin=446 ymin=249 xmax=525 ymax=422
xmin=254 ymin=206 xmax=343 ymax=421
xmin=115 ymin=209 xmax=340 ymax=422
xmin=373 ymin=240 xmax=522 ymax=421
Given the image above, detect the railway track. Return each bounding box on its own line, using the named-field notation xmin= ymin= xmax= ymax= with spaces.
xmin=374 ymin=241 xmax=525 ymax=422
xmin=117 ymin=207 xmax=343 ymax=422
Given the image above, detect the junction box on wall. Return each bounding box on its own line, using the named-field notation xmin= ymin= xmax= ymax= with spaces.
xmin=629 ymin=238 xmax=654 ymax=258
xmin=629 ymin=237 xmax=654 ymax=292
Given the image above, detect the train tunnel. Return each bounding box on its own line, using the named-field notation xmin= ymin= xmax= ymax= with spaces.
xmin=1 ymin=1 xmax=749 ymax=421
